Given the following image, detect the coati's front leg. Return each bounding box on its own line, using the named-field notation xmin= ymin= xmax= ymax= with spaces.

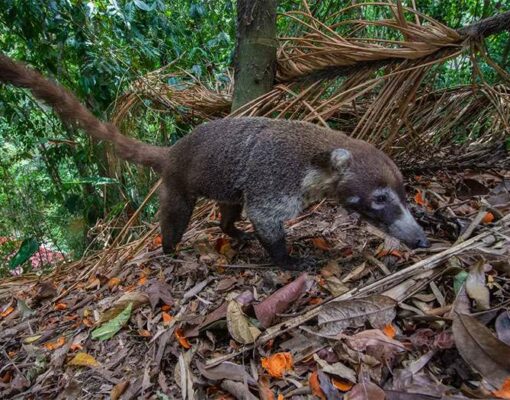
xmin=247 ymin=211 xmax=314 ymax=271
xmin=218 ymin=202 xmax=254 ymax=241
xmin=159 ymin=184 xmax=196 ymax=254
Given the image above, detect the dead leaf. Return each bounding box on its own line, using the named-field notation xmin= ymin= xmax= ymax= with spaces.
xmin=110 ymin=380 xmax=130 ymax=400
xmin=227 ymin=300 xmax=261 ymax=344
xmin=309 ymin=370 xmax=327 ymax=400
xmin=254 ymin=273 xmax=309 ymax=328
xmin=483 ymin=212 xmax=495 ymax=224
xmin=261 ymin=353 xmax=293 ymax=378
xmin=162 ymin=312 xmax=173 ymax=327
xmin=220 ymin=380 xmax=258 ymax=400
xmin=496 ymin=311 xmax=510 ymax=346
xmin=42 ymin=336 xmax=66 ymax=350
xmin=107 ymin=277 xmax=121 ymax=289
xmin=68 ymin=352 xmax=100 ymax=368
xmin=196 ymin=360 xmax=256 ymax=385
xmin=322 ymin=276 xmax=350 ymax=296
xmin=452 ymin=312 xmax=510 ymax=388
xmin=414 ymin=191 xmax=428 ymax=207
xmin=92 ymin=302 xmax=133 ymax=341
xmin=383 ymin=323 xmax=397 ymax=338
xmin=493 ymin=377 xmax=510 ymax=399
xmin=465 ymin=260 xmax=490 ymax=310
xmin=345 ymin=381 xmax=385 ymax=400
xmin=313 ymin=354 xmax=356 ymax=383
xmin=54 ymin=302 xmax=68 ymax=311
xmin=317 ymin=370 xmax=343 ymax=399
xmin=146 ymin=280 xmax=174 ymax=310
xmin=0 ymin=305 xmax=14 ymax=318
xmin=332 ymin=378 xmax=354 ymax=392
xmin=258 ymin=375 xmax=275 ymax=400
xmin=312 ymin=237 xmax=332 ymax=251
xmin=99 ymin=292 xmax=148 ymax=324
xmin=175 ymin=328 xmax=192 ymax=349
xmin=318 ymin=295 xmax=397 ymax=336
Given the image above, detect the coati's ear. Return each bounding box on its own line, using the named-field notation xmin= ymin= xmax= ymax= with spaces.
xmin=311 ymin=148 xmax=352 ymax=172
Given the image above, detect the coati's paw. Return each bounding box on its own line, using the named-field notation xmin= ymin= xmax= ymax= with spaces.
xmin=279 ymin=256 xmax=317 ymax=271
xmin=236 ymin=231 xmax=256 ymax=242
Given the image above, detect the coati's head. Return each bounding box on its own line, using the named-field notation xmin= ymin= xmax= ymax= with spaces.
xmin=306 ymin=144 xmax=429 ymax=249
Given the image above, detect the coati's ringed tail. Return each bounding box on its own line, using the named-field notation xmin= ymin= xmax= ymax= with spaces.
xmin=0 ymin=53 xmax=167 ymax=172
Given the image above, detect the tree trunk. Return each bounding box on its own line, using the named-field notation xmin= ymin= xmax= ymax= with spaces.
xmin=231 ymin=0 xmax=277 ymax=111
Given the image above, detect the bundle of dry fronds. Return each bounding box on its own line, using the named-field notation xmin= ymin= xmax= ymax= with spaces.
xmin=112 ymin=1 xmax=509 ymax=171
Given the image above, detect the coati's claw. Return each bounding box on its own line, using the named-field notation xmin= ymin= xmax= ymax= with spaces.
xmin=237 ymin=231 xmax=256 ymax=242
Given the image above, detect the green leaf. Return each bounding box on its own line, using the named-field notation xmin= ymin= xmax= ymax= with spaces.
xmin=133 ymin=0 xmax=154 ymax=12
xmin=454 ymin=271 xmax=469 ymax=295
xmin=91 ymin=302 xmax=133 ymax=341
xmin=9 ymin=238 xmax=39 ymax=269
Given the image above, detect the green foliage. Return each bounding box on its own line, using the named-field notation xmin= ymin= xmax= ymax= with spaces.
xmin=0 ymin=0 xmax=235 ymax=268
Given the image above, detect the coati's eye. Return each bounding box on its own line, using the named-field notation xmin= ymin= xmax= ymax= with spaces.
xmin=375 ymin=194 xmax=387 ymax=204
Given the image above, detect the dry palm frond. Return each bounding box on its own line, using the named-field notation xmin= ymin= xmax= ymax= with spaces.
xmin=111 ymin=1 xmax=508 ymax=171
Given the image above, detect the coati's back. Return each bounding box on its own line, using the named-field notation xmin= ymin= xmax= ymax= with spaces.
xmin=166 ymin=117 xmax=403 ymax=205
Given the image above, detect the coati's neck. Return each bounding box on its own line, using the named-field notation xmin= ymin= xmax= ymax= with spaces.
xmin=301 ymin=167 xmax=341 ymax=206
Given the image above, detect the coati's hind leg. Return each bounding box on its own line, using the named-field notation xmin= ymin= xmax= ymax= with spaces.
xmin=218 ymin=202 xmax=254 ymax=241
xmin=159 ymin=183 xmax=196 ymax=254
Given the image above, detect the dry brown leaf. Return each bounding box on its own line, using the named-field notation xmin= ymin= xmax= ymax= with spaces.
xmin=107 ymin=277 xmax=121 ymax=289
xmin=465 ymin=260 xmax=490 ymax=310
xmin=483 ymin=212 xmax=495 ymax=224
xmin=227 ymin=300 xmax=261 ymax=344
xmin=261 ymin=353 xmax=293 ymax=379
xmin=318 ymin=295 xmax=397 ymax=336
xmin=68 ymin=352 xmax=100 ymax=368
xmin=317 ymin=370 xmax=343 ymax=399
xmin=452 ymin=312 xmax=510 ymax=388
xmin=493 ymin=377 xmax=510 ymax=399
xmin=175 ymin=328 xmax=192 ymax=349
xmin=196 ymin=360 xmax=256 ymax=385
xmin=110 ymin=380 xmax=130 ymax=400
xmin=54 ymin=302 xmax=67 ymax=311
xmin=345 ymin=381 xmax=385 ymax=400
xmin=309 ymin=370 xmax=326 ymax=400
xmin=162 ymin=312 xmax=173 ymax=327
xmin=254 ymin=273 xmax=309 ymax=328
xmin=42 ymin=336 xmax=66 ymax=351
xmin=146 ymin=280 xmax=174 ymax=310
xmin=383 ymin=323 xmax=397 ymax=339
xmin=0 ymin=305 xmax=14 ymax=318
xmin=312 ymin=237 xmax=331 ymax=251
xmin=332 ymin=378 xmax=354 ymax=392
xmin=258 ymin=375 xmax=275 ymax=400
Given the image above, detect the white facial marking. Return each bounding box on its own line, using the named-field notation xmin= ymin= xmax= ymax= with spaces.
xmin=371 ymin=187 xmax=395 ymax=210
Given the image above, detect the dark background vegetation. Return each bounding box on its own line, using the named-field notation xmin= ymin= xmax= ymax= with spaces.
xmin=0 ymin=0 xmax=509 ymax=272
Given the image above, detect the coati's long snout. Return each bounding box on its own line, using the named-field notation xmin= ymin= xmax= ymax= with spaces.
xmin=0 ymin=54 xmax=429 ymax=270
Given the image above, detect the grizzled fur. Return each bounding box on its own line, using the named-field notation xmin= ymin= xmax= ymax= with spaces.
xmin=0 ymin=54 xmax=428 ymax=270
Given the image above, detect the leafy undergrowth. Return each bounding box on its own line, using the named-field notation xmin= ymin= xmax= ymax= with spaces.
xmin=1 ymin=170 xmax=509 ymax=400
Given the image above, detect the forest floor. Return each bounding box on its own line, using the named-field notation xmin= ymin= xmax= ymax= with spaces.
xmin=1 ymin=170 xmax=509 ymax=400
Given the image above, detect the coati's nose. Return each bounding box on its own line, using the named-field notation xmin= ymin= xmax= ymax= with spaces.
xmin=415 ymin=238 xmax=430 ymax=248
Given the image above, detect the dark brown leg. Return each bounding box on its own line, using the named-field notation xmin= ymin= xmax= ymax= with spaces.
xmin=218 ymin=202 xmax=254 ymax=241
xmin=159 ymin=184 xmax=196 ymax=254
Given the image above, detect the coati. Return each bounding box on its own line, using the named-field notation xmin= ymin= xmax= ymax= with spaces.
xmin=0 ymin=54 xmax=429 ymax=270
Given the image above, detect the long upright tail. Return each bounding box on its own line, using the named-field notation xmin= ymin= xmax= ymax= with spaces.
xmin=0 ymin=54 xmax=167 ymax=172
